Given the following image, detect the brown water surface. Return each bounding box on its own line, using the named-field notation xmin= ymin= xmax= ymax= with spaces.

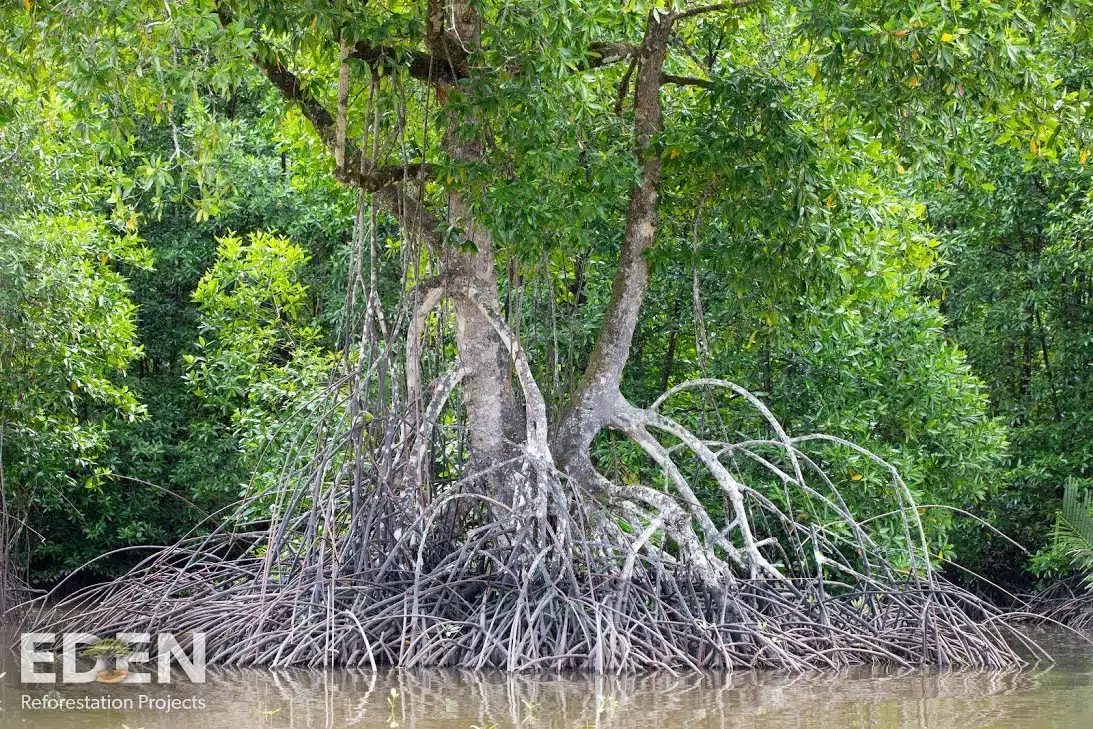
xmin=1 ymin=627 xmax=1090 ymax=728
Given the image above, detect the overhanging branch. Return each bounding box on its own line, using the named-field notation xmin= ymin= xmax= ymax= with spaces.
xmin=585 ymin=40 xmax=638 ymax=71
xmin=333 ymin=163 xmax=437 ymax=192
xmin=229 ymin=20 xmax=447 ymax=250
xmin=351 ymin=41 xmax=456 ymax=83
xmin=352 ymin=38 xmax=638 ymax=83
xmin=661 ymin=73 xmax=713 ymax=89
xmin=672 ymin=0 xmax=762 ymax=23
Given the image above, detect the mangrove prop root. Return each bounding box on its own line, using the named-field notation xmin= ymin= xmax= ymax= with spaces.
xmin=24 ymin=378 xmax=1031 ymax=672
xmin=21 ymin=253 xmax=1033 ymax=670
xmin=1027 ymin=576 xmax=1093 ymax=630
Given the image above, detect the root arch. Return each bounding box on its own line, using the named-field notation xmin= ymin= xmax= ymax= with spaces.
xmin=25 ymin=330 xmax=1038 ymax=670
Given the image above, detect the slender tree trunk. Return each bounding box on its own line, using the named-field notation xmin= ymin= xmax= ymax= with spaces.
xmin=1018 ymin=329 xmax=1032 ymax=404
xmin=554 ymin=14 xmax=673 ymax=489
xmin=660 ymin=285 xmax=683 ymax=393
xmin=565 ymin=251 xmax=588 ymax=402
xmin=429 ymin=0 xmax=524 ymax=494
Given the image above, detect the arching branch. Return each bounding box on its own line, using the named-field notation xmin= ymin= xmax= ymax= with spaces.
xmin=406 ymin=283 xmax=447 ymax=424
xmin=409 ymin=366 xmax=466 ymax=491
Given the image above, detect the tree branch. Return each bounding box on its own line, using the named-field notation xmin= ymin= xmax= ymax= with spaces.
xmin=585 ymin=40 xmax=638 ymax=71
xmin=258 ymin=57 xmax=437 ymax=194
xmin=256 ymin=57 xmax=337 ymax=146
xmin=333 ymin=163 xmax=436 ymax=191
xmin=672 ymin=0 xmax=761 ymax=23
xmin=213 ymin=1 xmax=450 ymax=252
xmin=242 ymin=33 xmax=449 ymax=252
xmin=352 ymin=38 xmax=637 ymax=84
xmin=661 ymin=73 xmax=713 ymax=89
xmin=554 ymin=14 xmax=674 ymax=483
xmin=351 ymin=41 xmax=458 ymax=83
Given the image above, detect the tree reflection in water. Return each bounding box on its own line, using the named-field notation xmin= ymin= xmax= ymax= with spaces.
xmin=201 ymin=660 xmax=1080 ymax=729
xmin=2 ymin=628 xmax=1091 ymax=728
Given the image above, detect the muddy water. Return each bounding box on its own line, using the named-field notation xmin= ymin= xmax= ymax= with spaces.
xmin=1 ymin=628 xmax=1091 ymax=728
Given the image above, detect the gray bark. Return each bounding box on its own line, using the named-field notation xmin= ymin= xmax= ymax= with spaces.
xmin=554 ymin=14 xmax=673 ymax=488
xmin=445 ymin=213 xmax=524 ymax=477
xmin=429 ymin=0 xmax=524 ymax=495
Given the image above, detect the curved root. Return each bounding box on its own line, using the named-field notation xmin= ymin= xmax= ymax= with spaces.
xmin=1027 ymin=576 xmax=1093 ymax=630
xmin=22 ymin=374 xmax=1035 ymax=671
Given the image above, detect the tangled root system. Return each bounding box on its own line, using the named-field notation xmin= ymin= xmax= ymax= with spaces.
xmin=27 ymin=375 xmax=1038 ymax=672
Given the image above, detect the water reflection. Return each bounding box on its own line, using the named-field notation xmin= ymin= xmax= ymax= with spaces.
xmin=1 ymin=629 xmax=1091 ymax=728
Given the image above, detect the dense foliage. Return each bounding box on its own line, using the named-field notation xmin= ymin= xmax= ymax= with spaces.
xmin=0 ymin=0 xmax=1090 ymax=605
xmin=930 ymin=148 xmax=1093 ymax=587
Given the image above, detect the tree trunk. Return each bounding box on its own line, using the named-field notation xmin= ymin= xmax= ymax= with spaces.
xmin=554 ymin=14 xmax=673 ymax=489
xmin=430 ymin=0 xmax=523 ymax=495
xmin=445 ymin=204 xmax=524 ymax=485
xmin=659 ymin=279 xmax=684 ymax=392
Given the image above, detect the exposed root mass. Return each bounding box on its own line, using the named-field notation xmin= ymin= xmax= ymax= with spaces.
xmin=26 ymin=377 xmax=1035 ymax=672
xmin=21 ymin=184 xmax=1035 ymax=670
xmin=1027 ymin=577 xmax=1093 ymax=630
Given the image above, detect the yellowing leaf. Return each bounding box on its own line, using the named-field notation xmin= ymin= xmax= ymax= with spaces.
xmin=23 ymin=0 xmax=32 ymax=9
xmin=940 ymin=32 xmax=953 ymax=42
xmin=908 ymin=76 xmax=920 ymax=88
xmin=1030 ymin=139 xmax=1039 ymax=155
xmin=1081 ymin=150 xmax=1088 ymax=166
xmin=99 ymin=253 xmax=108 ymax=265
xmin=849 ymin=471 xmax=863 ymax=481
xmin=70 ymin=381 xmax=78 ymax=393
xmin=669 ymin=148 xmax=679 ymax=160
xmin=824 ymin=194 xmax=835 ymax=209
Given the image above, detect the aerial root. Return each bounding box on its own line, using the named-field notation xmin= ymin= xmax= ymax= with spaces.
xmin=1 ymin=570 xmax=27 ymax=622
xmin=1026 ymin=576 xmax=1093 ymax=630
xmin=24 ymin=380 xmax=1032 ymax=671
